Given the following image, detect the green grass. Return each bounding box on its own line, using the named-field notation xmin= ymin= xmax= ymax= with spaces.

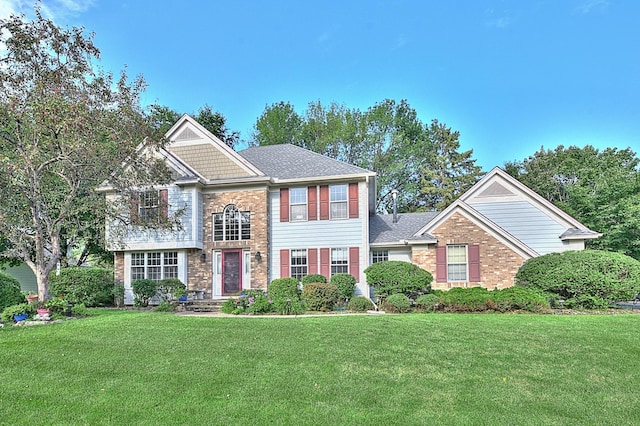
xmin=1 ymin=310 xmax=639 ymax=425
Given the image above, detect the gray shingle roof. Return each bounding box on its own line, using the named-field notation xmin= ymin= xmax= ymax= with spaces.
xmin=238 ymin=144 xmax=373 ymax=180
xmin=369 ymin=212 xmax=438 ymax=244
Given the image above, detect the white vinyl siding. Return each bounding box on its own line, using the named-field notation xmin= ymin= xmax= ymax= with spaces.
xmin=471 ymin=201 xmax=569 ymax=255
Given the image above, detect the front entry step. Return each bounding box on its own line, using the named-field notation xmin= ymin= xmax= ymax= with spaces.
xmin=182 ymin=299 xmax=226 ymax=313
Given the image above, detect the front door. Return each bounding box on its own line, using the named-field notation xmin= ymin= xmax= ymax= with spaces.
xmin=222 ymin=250 xmax=242 ymax=295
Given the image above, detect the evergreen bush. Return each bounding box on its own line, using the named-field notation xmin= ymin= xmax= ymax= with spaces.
xmin=364 ymin=260 xmax=432 ymax=300
xmin=330 ymin=273 xmax=357 ymax=301
xmin=131 ymin=279 xmax=157 ymax=307
xmin=0 ymin=272 xmax=25 ymax=312
xmin=301 ymin=282 xmax=339 ymax=311
xmin=347 ymin=296 xmax=374 ymax=312
xmin=49 ymin=267 xmax=114 ymax=306
xmin=415 ymin=293 xmax=442 ymax=312
xmin=381 ymin=293 xmax=412 ymax=313
xmin=515 ymin=250 xmax=640 ymax=309
xmin=301 ymin=274 xmax=327 ymax=285
xmin=268 ymin=278 xmax=300 ymax=301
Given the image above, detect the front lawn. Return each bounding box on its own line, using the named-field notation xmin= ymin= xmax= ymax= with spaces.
xmin=1 ymin=310 xmax=638 ymax=425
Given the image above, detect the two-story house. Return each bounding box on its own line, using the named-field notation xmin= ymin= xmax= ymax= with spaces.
xmin=101 ymin=115 xmax=599 ymax=303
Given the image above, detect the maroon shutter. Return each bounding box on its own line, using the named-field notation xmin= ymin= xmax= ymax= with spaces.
xmin=319 ymin=185 xmax=329 ymax=220
xmin=348 ymin=183 xmax=359 ymax=218
xmin=308 ymin=186 xmax=318 ymax=221
xmin=469 ymin=245 xmax=481 ymax=282
xmin=308 ymin=248 xmax=318 ymax=274
xmin=349 ymin=247 xmax=359 ymax=280
xmin=436 ymin=246 xmax=447 ymax=283
xmin=130 ymin=192 xmax=140 ymax=223
xmin=159 ymin=189 xmax=168 ymax=221
xmin=320 ymin=248 xmax=330 ymax=279
xmin=280 ymin=249 xmax=290 ymax=278
xmin=280 ymin=188 xmax=289 ymax=222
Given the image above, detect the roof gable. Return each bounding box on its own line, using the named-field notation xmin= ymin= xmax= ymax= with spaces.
xmin=165 ymin=115 xmax=263 ymax=181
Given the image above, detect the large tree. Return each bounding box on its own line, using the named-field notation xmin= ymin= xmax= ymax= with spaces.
xmin=250 ymin=99 xmax=483 ymax=213
xmin=0 ymin=11 xmax=172 ymax=299
xmin=506 ymin=145 xmax=640 ymax=260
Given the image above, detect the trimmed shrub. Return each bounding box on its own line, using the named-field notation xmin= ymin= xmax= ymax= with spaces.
xmin=156 ymin=278 xmax=186 ymax=301
xmin=131 ymin=279 xmax=157 ymax=307
xmin=348 ymin=296 xmax=374 ymax=312
xmin=268 ymin=278 xmax=300 ymax=301
xmin=381 ymin=293 xmax=412 ymax=313
xmin=440 ymin=287 xmax=491 ymax=312
xmin=301 ymin=282 xmax=339 ymax=311
xmin=49 ymin=267 xmax=114 ymax=307
xmin=330 ymin=273 xmax=357 ymax=301
xmin=515 ymin=250 xmax=640 ymax=309
xmin=0 ymin=272 xmax=25 ymax=312
xmin=415 ymin=293 xmax=442 ymax=313
xmin=492 ymin=286 xmax=550 ymax=313
xmin=301 ymin=274 xmax=327 ymax=285
xmin=364 ymin=261 xmax=432 ymax=300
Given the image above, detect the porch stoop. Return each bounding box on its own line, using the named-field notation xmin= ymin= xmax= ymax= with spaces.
xmin=181 ymin=299 xmax=226 ymax=313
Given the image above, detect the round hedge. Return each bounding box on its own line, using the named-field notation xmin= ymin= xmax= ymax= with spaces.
xmin=49 ymin=267 xmax=115 ymax=306
xmin=0 ymin=272 xmax=25 ymax=312
xmin=301 ymin=282 xmax=339 ymax=311
xmin=301 ymin=274 xmax=327 ymax=285
xmin=131 ymin=279 xmax=157 ymax=307
xmin=329 ymin=273 xmax=356 ymax=300
xmin=515 ymin=250 xmax=640 ymax=309
xmin=347 ymin=296 xmax=374 ymax=312
xmin=364 ymin=260 xmax=432 ymax=299
xmin=268 ymin=278 xmax=300 ymax=301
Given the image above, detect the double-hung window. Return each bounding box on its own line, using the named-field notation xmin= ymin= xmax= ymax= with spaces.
xmin=131 ymin=252 xmax=179 ymax=282
xmin=213 ymin=204 xmax=251 ymax=241
xmin=331 ymin=248 xmax=348 ymax=275
xmin=330 ymin=184 xmax=348 ymax=219
xmin=139 ymin=191 xmax=159 ymax=222
xmin=447 ymin=245 xmax=467 ymax=281
xmin=290 ymin=249 xmax=308 ymax=281
xmin=290 ymin=188 xmax=307 ymax=221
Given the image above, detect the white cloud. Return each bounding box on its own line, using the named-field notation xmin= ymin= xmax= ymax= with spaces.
xmin=0 ymin=0 xmax=95 ymax=21
xmin=484 ymin=8 xmax=513 ymax=29
xmin=574 ymin=0 xmax=610 ymax=15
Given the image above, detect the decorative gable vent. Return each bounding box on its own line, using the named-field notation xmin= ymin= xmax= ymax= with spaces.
xmin=477 ymin=182 xmax=515 ymax=197
xmin=175 ymin=128 xmax=201 ymax=142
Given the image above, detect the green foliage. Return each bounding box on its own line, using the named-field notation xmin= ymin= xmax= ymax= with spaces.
xmin=154 ymin=301 xmax=175 ymax=312
xmin=330 ymin=273 xmax=357 ymax=300
xmin=515 ymin=250 xmax=640 ymax=309
xmin=131 ymin=279 xmax=158 ymax=307
xmin=347 ymin=296 xmax=374 ymax=312
xmin=268 ymin=278 xmax=300 ymax=301
xmin=490 ymin=287 xmax=550 ymax=313
xmin=0 ymin=11 xmax=171 ymax=300
xmin=415 ymin=293 xmax=442 ymax=313
xmin=0 ymin=272 xmax=25 ymax=312
xmin=251 ymin=99 xmax=482 ymax=213
xmin=48 ymin=267 xmax=114 ymax=307
xmin=71 ymin=303 xmax=90 ymax=317
xmin=440 ymin=287 xmax=492 ymax=312
xmin=156 ymin=278 xmax=186 ymax=301
xmin=45 ymin=297 xmax=67 ymax=314
xmin=1 ymin=303 xmax=32 ymax=323
xmin=272 ymin=298 xmax=306 ymax=315
xmin=301 ymin=274 xmax=327 ymax=285
xmin=364 ymin=260 xmax=432 ymax=299
xmin=112 ymin=284 xmax=125 ymax=307
xmin=381 ymin=293 xmax=412 ymax=313
xmin=301 ymin=283 xmax=339 ymax=312
xmin=221 ymin=291 xmax=275 ymax=315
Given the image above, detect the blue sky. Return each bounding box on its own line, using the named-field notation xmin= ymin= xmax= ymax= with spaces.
xmin=2 ymin=0 xmax=639 ymax=170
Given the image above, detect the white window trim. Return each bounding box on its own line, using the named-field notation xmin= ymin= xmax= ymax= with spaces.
xmin=329 ymin=184 xmax=348 ymax=220
xmin=447 ymin=244 xmax=468 ymax=282
xmin=289 ymin=187 xmax=308 ymax=222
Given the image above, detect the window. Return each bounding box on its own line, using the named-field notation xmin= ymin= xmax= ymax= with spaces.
xmin=290 ymin=188 xmax=307 ymax=221
xmin=447 ymin=245 xmax=467 ymax=281
xmin=290 ymin=249 xmax=308 ymax=281
xmin=213 ymin=204 xmax=251 ymax=241
xmin=139 ymin=191 xmax=159 ymax=222
xmin=330 ymin=184 xmax=348 ymax=219
xmin=130 ymin=252 xmax=179 ymax=282
xmin=331 ymin=248 xmax=348 ymax=275
xmin=372 ymin=250 xmax=389 ymax=263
